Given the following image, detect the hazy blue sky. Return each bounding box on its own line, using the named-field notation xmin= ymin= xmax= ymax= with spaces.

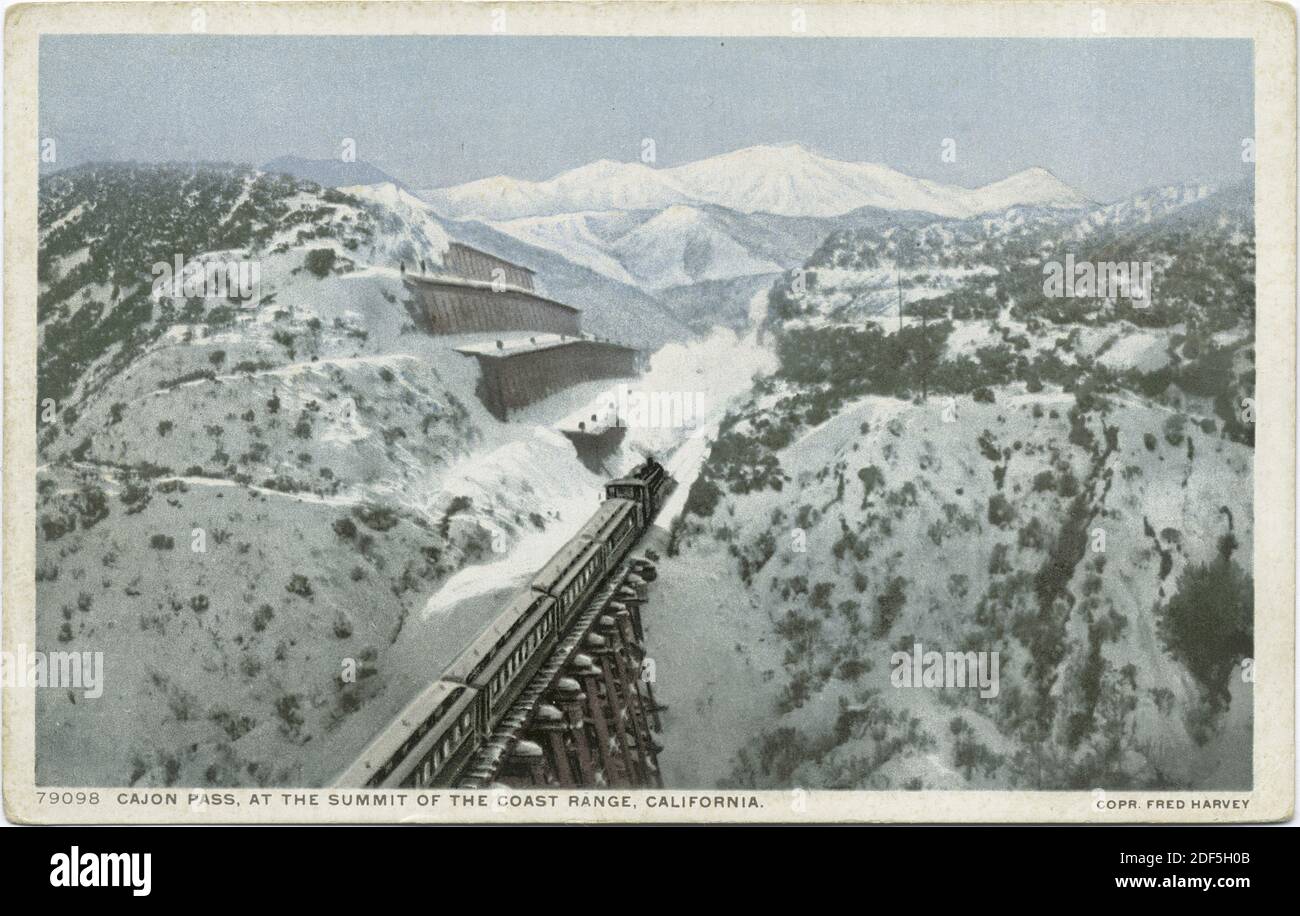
xmin=40 ymin=36 xmax=1253 ymax=201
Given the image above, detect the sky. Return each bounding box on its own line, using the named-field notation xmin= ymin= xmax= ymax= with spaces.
xmin=39 ymin=36 xmax=1253 ymax=201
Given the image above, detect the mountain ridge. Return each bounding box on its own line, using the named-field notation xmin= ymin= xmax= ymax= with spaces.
xmin=263 ymin=155 xmax=410 ymax=191
xmin=419 ymin=143 xmax=1093 ymax=221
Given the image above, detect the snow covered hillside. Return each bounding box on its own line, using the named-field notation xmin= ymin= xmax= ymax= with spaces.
xmin=32 ymin=163 xmax=723 ymax=787
xmin=647 ymin=177 xmax=1256 ymax=790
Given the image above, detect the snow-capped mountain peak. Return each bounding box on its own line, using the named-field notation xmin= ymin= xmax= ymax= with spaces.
xmin=647 ymin=203 xmax=712 ymax=226
xmin=963 ymin=166 xmax=1093 ymax=213
xmin=424 ymin=158 xmax=685 ymax=222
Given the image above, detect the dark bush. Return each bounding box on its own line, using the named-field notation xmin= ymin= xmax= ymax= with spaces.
xmin=286 ymin=574 xmax=313 ymax=598
xmin=683 ymin=476 xmax=723 ymax=518
xmin=873 ymin=576 xmax=907 ymax=638
xmin=304 ymin=248 xmax=336 ymax=278
xmin=333 ymin=517 xmax=357 ymax=540
xmin=355 ymin=504 xmax=399 ymax=532
xmin=987 ymin=493 xmax=1015 ymax=528
xmin=1158 ymin=551 xmax=1252 ymax=703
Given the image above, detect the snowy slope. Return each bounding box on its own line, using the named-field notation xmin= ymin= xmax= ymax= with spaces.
xmin=610 ymin=205 xmax=785 ymax=289
xmin=653 ymin=388 xmax=1253 ymax=790
xmin=489 ymin=210 xmax=645 ymax=285
xmin=959 ymin=166 xmax=1093 ymax=215
xmin=338 ymin=182 xmax=452 ymax=265
xmin=486 ymin=201 xmax=927 ymax=293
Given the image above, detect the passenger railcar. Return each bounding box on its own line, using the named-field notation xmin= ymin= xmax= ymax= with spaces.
xmin=442 ymin=590 xmax=560 ymax=737
xmin=530 ymin=497 xmax=639 ymax=627
xmin=335 ymin=678 xmax=480 ymax=788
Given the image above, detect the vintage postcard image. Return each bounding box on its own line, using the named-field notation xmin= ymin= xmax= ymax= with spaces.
xmin=2 ymin=1 xmax=1294 ymax=823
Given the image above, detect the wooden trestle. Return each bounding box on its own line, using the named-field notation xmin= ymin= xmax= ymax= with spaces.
xmin=456 ymin=563 xmax=664 ymax=788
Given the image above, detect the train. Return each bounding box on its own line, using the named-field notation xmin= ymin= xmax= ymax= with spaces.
xmin=333 ymin=457 xmax=671 ymax=789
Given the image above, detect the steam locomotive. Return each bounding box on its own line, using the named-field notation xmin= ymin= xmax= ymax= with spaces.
xmin=334 ymin=458 xmax=670 ymax=788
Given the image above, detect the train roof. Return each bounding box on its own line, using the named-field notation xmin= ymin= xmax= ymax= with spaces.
xmin=531 ymin=498 xmax=635 ymax=596
xmin=442 ymin=589 xmax=555 ymax=687
xmin=333 ymin=678 xmax=475 ymax=787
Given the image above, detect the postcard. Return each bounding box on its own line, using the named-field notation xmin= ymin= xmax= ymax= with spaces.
xmin=3 ymin=0 xmax=1293 ymax=823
